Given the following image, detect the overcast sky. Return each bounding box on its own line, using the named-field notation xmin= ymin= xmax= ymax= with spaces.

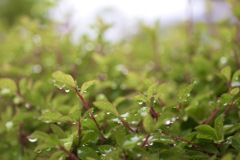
xmin=50 ymin=0 xmax=207 ymax=41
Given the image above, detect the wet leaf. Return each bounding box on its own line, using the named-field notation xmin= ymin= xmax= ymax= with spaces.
xmin=214 ymin=114 xmax=224 ymax=143
xmin=52 ymin=71 xmax=77 ymax=89
xmin=221 ymin=66 xmax=231 ymax=82
xmin=0 ymin=78 xmax=17 ymax=94
xmin=80 ymin=80 xmax=97 ymax=94
xmin=195 ymin=125 xmax=217 ymax=140
xmin=93 ymin=100 xmax=119 ymax=116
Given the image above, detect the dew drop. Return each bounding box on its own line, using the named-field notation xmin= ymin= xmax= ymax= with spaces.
xmin=28 ymin=138 xmax=38 ymax=142
xmin=138 ymin=101 xmax=143 ymax=105
xmin=25 ymin=103 xmax=30 ymax=109
xmin=65 ymin=89 xmax=70 ymax=93
xmin=165 ymin=120 xmax=171 ymax=125
xmin=5 ymin=121 xmax=13 ymax=129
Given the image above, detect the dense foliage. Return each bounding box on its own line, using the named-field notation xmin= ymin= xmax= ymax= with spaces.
xmin=1 ymin=1 xmax=240 ymax=159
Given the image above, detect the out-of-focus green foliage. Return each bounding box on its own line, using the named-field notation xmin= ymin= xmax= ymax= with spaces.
xmin=0 ymin=0 xmax=55 ymax=26
xmin=1 ymin=1 xmax=240 ymax=160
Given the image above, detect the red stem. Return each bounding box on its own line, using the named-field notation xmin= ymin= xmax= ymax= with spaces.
xmin=137 ymin=121 xmax=143 ymax=133
xmin=78 ymin=121 xmax=82 ymax=145
xmin=74 ymin=88 xmax=90 ymax=110
xmin=150 ymin=107 xmax=159 ymax=120
xmin=224 ymin=102 xmax=234 ymax=115
xmin=170 ymin=135 xmax=213 ymax=156
xmin=204 ymin=108 xmax=219 ymax=125
xmin=74 ymin=88 xmax=105 ymax=141
xmin=120 ymin=120 xmax=136 ymax=134
xmin=59 ymin=146 xmax=79 ymax=160
xmin=141 ymin=133 xmax=151 ymax=147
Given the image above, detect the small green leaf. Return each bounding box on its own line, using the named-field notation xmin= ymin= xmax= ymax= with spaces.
xmin=77 ymin=146 xmax=99 ymax=159
xmin=214 ymin=114 xmax=224 ymax=143
xmin=232 ymin=133 xmax=240 ymax=150
xmin=41 ymin=111 xmax=63 ymax=123
xmin=195 ymin=125 xmax=217 ymax=140
xmin=80 ymin=80 xmax=97 ymax=94
xmin=81 ymin=130 xmax=98 ymax=144
xmin=147 ymin=82 xmax=158 ymax=97
xmin=82 ymin=118 xmax=99 ymax=131
xmin=52 ymin=71 xmax=77 ymax=89
xmin=132 ymin=94 xmax=149 ymax=103
xmin=231 ymin=70 xmax=240 ymax=87
xmin=178 ymin=83 xmax=194 ymax=102
xmin=143 ymin=114 xmax=154 ymax=132
xmin=28 ymin=131 xmax=60 ymax=146
xmin=93 ymin=100 xmax=119 ymax=116
xmin=51 ymin=124 xmax=66 ymax=139
xmin=0 ymin=78 xmax=17 ymax=94
xmin=122 ymin=135 xmax=141 ymax=149
xmin=221 ymin=66 xmax=231 ymax=82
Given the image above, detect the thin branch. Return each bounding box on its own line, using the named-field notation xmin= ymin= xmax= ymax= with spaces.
xmin=59 ymin=146 xmax=79 ymax=160
xmin=141 ymin=133 xmax=151 ymax=147
xmin=204 ymin=108 xmax=219 ymax=125
xmin=74 ymin=88 xmax=105 ymax=142
xmin=170 ymin=135 xmax=213 ymax=156
xmin=77 ymin=121 xmax=82 ymax=145
xmin=120 ymin=120 xmax=136 ymax=134
xmin=74 ymin=88 xmax=90 ymax=110
xmin=137 ymin=121 xmax=143 ymax=133
xmin=150 ymin=107 xmax=159 ymax=120
xmin=224 ymin=102 xmax=234 ymax=115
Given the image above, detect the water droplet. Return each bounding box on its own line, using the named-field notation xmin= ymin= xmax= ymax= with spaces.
xmin=25 ymin=103 xmax=30 ymax=109
xmin=65 ymin=89 xmax=70 ymax=93
xmin=106 ymin=112 xmax=110 ymax=115
xmin=187 ymin=93 xmax=190 ymax=97
xmin=138 ymin=101 xmax=143 ymax=105
xmin=120 ymin=112 xmax=129 ymax=118
xmin=5 ymin=121 xmax=13 ymax=129
xmin=231 ymin=81 xmax=240 ymax=87
xmin=28 ymin=138 xmax=38 ymax=142
xmin=220 ymin=57 xmax=227 ymax=65
xmin=137 ymin=153 xmax=141 ymax=157
xmin=223 ymin=103 xmax=228 ymax=106
xmin=32 ymin=64 xmax=42 ymax=74
xmin=171 ymin=117 xmax=176 ymax=122
xmin=165 ymin=120 xmax=171 ymax=125
xmin=44 ymin=120 xmax=51 ymax=123
xmin=36 ymin=150 xmax=42 ymax=153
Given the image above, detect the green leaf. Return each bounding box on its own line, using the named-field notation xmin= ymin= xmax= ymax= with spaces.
xmin=221 ymin=66 xmax=231 ymax=82
xmin=93 ymin=100 xmax=119 ymax=116
xmin=52 ymin=71 xmax=77 ymax=89
xmin=41 ymin=111 xmax=63 ymax=123
xmin=0 ymin=78 xmax=17 ymax=94
xmin=81 ymin=130 xmax=98 ymax=144
xmin=178 ymin=83 xmax=194 ymax=102
xmin=231 ymin=70 xmax=240 ymax=87
xmin=82 ymin=118 xmax=99 ymax=132
xmin=77 ymin=146 xmax=99 ymax=159
xmin=143 ymin=114 xmax=154 ymax=132
xmin=195 ymin=125 xmax=217 ymax=140
xmin=214 ymin=114 xmax=224 ymax=143
xmin=147 ymin=82 xmax=158 ymax=97
xmin=80 ymin=80 xmax=97 ymax=94
xmin=28 ymin=131 xmax=60 ymax=146
xmin=122 ymin=135 xmax=141 ymax=149
xmin=51 ymin=124 xmax=66 ymax=139
xmin=232 ymin=133 xmax=240 ymax=150
xmin=132 ymin=94 xmax=149 ymax=103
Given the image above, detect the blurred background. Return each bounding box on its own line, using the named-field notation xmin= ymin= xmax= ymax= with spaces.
xmin=0 ymin=0 xmax=234 ymax=41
